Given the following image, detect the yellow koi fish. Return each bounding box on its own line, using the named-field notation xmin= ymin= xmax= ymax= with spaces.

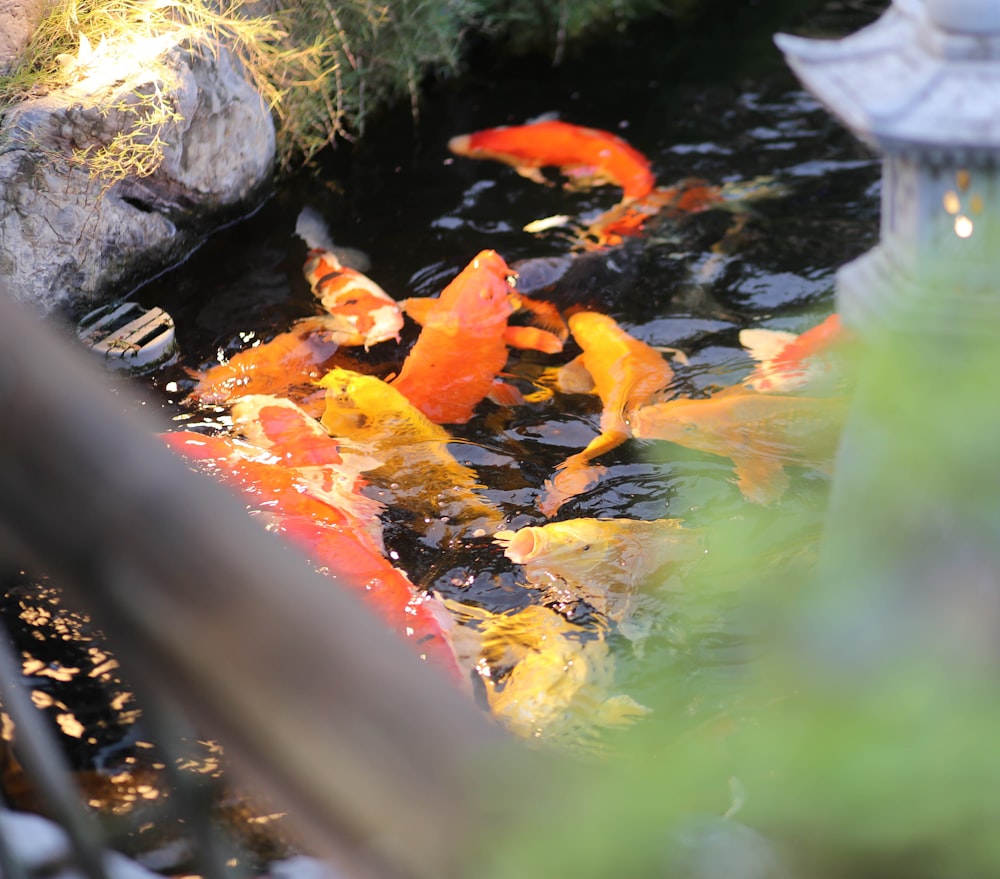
xmin=318 ymin=367 xmax=505 ymax=538
xmin=539 ymin=311 xmax=676 ymax=515
xmin=631 ymin=391 xmax=848 ymax=504
xmin=494 ymin=517 xmax=703 ymax=633
xmin=448 ymin=603 xmax=649 ymax=748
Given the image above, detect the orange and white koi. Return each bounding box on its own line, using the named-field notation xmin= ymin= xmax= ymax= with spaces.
xmin=631 ymin=391 xmax=848 ymax=504
xmin=390 ymin=250 xmax=565 ymax=425
xmin=296 ymin=208 xmax=404 ymax=350
xmin=161 ymin=430 xmax=461 ymax=678
xmin=539 ymin=311 xmax=676 ymax=515
xmin=740 ymin=313 xmax=851 ymax=393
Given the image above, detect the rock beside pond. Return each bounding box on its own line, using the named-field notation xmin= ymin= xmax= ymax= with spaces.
xmin=0 ymin=33 xmax=275 ymax=315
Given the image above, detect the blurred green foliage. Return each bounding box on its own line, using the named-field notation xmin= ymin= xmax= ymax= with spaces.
xmin=474 ymin=304 xmax=1000 ymax=879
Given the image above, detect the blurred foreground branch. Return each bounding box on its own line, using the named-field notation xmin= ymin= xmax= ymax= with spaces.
xmin=0 ymin=290 xmax=514 ymax=879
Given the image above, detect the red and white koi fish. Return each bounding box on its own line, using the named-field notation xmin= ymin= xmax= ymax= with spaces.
xmin=539 ymin=311 xmax=676 ymax=515
xmin=229 ymin=395 xmax=386 ymax=546
xmin=296 ymin=207 xmax=404 ymax=350
xmin=391 ymin=250 xmax=565 ymax=425
xmin=161 ymin=429 xmax=462 ymax=679
xmin=740 ymin=313 xmax=851 ymax=393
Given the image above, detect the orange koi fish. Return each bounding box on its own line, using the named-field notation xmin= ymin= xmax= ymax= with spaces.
xmin=539 ymin=311 xmax=676 ymax=515
xmin=319 ymin=367 xmax=506 ymax=539
xmin=740 ymin=313 xmax=852 ymax=393
xmin=448 ymin=120 xmax=726 ymax=248
xmin=188 ymin=317 xmax=340 ymax=413
xmin=448 ymin=119 xmax=656 ymax=202
xmin=161 ymin=430 xmax=461 ymax=678
xmin=631 ymin=391 xmax=848 ymax=504
xmin=229 ymin=395 xmax=386 ymax=546
xmin=583 ymin=178 xmax=725 ymax=247
xmin=390 ymin=250 xmax=565 ymax=425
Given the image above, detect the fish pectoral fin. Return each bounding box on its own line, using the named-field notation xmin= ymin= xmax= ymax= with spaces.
xmin=515 ymin=166 xmax=552 ymax=186
xmin=538 ymin=459 xmax=607 ymax=517
xmin=401 ymin=297 xmax=437 ymax=327
xmin=515 ymin=297 xmax=569 ymax=342
xmin=503 ymin=325 xmax=564 ymax=354
xmin=487 ymin=379 xmax=527 ymax=408
xmin=555 ymin=357 xmax=595 ymax=394
xmin=731 ymin=454 xmax=789 ymax=505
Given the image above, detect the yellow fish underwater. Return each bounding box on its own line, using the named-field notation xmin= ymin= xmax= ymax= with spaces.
xmin=539 ymin=311 xmax=677 ymax=515
xmin=631 ymin=390 xmax=848 ymax=504
xmin=449 ymin=603 xmax=649 ymax=748
xmin=318 ymin=367 xmax=505 ymax=539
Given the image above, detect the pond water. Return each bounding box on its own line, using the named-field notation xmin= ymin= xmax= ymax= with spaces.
xmin=2 ymin=0 xmax=887 ymax=866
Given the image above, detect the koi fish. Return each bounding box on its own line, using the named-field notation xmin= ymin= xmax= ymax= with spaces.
xmin=448 ymin=119 xmax=656 ymax=202
xmin=539 ymin=311 xmax=676 ymax=515
xmin=187 ymin=317 xmax=340 ymax=412
xmin=318 ymin=367 xmax=506 ymax=539
xmin=447 ymin=603 xmax=649 ymax=748
xmin=161 ymin=430 xmax=461 ymax=678
xmin=390 ymin=250 xmax=565 ymax=425
xmin=495 ymin=517 xmax=704 ymax=639
xmin=296 ymin=206 xmax=404 ymax=350
xmin=582 ymin=178 xmax=725 ymax=248
xmin=631 ymin=391 xmax=848 ymax=504
xmin=740 ymin=313 xmax=851 ymax=393
xmin=229 ymin=395 xmax=386 ymax=545
xmin=448 ymin=120 xmax=728 ymax=248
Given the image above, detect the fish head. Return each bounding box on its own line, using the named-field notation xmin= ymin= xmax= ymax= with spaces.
xmin=630 ymin=399 xmax=708 ymax=444
xmin=436 ymin=250 xmax=519 ymax=332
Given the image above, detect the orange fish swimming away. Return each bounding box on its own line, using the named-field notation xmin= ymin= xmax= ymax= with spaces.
xmin=539 ymin=311 xmax=676 ymax=515
xmin=448 ymin=119 xmax=656 ymax=202
xmin=631 ymin=390 xmax=848 ymax=504
xmin=448 ymin=120 xmax=724 ymax=247
xmin=390 ymin=250 xmax=565 ymax=424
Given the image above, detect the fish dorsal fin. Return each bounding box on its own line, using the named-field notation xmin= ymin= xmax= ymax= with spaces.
xmin=524 ymin=111 xmax=560 ymax=124
xmin=739 ymin=328 xmax=798 ymax=365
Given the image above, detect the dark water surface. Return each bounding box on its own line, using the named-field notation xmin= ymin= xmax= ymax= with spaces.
xmin=3 ymin=0 xmax=887 ymax=863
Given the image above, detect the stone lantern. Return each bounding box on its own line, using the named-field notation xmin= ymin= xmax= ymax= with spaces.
xmin=772 ymin=0 xmax=1000 ymax=667
xmin=776 ymin=0 xmax=1000 ymax=337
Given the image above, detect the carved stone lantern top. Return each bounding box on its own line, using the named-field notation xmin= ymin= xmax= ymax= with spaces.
xmin=776 ymin=0 xmax=1000 ymax=162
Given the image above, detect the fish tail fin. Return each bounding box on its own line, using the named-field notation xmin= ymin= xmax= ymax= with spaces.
xmin=295 ymin=206 xmax=337 ymax=252
xmin=296 ymin=207 xmax=373 ymax=274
